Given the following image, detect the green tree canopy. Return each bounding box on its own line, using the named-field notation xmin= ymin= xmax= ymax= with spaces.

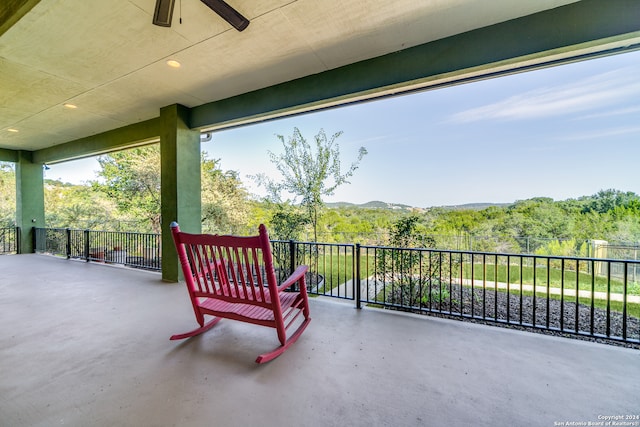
xmin=201 ymin=155 xmax=251 ymax=234
xmin=581 ymin=189 xmax=640 ymax=214
xmin=267 ymin=202 xmax=309 ymax=241
xmin=0 ymin=162 xmax=15 ymax=226
xmin=93 ymin=146 xmax=252 ymax=234
xmin=95 ymin=145 xmax=161 ymax=233
xmin=45 ymin=180 xmax=117 ymax=229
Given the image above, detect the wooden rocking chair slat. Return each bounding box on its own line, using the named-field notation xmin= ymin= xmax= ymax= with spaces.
xmin=170 ymin=222 xmax=311 ymax=363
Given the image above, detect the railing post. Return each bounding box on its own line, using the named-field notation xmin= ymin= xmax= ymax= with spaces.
xmin=66 ymin=228 xmax=71 ymax=259
xmin=355 ymin=244 xmax=361 ymax=309
xmin=31 ymin=226 xmax=37 ymax=254
xmin=16 ymin=227 xmax=22 ymax=254
xmin=84 ymin=229 xmax=90 ymax=262
xmin=289 ymin=240 xmax=296 ymax=276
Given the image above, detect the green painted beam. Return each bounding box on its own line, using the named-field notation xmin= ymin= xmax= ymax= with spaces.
xmin=190 ymin=0 xmax=640 ymax=131
xmin=0 ymin=148 xmax=18 ymax=162
xmin=0 ymin=0 xmax=40 ymax=37
xmin=32 ymin=117 xmax=161 ymax=164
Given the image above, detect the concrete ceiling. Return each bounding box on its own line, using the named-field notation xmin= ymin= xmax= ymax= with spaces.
xmin=0 ymin=0 xmax=637 ymax=154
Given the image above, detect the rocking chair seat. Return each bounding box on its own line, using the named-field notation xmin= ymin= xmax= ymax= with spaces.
xmin=199 ymin=291 xmax=302 ymax=323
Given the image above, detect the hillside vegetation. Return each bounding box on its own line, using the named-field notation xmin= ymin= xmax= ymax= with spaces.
xmin=2 ymin=159 xmax=639 ymax=257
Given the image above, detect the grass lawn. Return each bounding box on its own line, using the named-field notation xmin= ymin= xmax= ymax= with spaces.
xmin=464 ymin=262 xmax=639 ymax=317
xmin=302 ymin=250 xmax=376 ymax=294
xmin=461 ymin=262 xmax=640 ymax=296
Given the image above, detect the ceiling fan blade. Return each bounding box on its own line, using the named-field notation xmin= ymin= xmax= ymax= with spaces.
xmin=153 ymin=0 xmax=175 ymax=27
xmin=200 ymin=0 xmax=250 ymax=31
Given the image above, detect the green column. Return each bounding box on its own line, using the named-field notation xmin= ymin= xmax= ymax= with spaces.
xmin=160 ymin=104 xmax=201 ymax=281
xmin=15 ymin=150 xmax=45 ymax=254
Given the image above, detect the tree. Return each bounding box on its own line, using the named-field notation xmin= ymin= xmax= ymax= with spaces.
xmin=95 ymin=145 xmax=162 ymax=233
xmin=45 ymin=180 xmax=118 ymax=229
xmin=201 ymin=155 xmax=251 ymax=234
xmin=377 ymin=215 xmax=445 ymax=308
xmin=389 ymin=215 xmax=432 ymax=248
xmin=94 ymin=146 xmax=251 ymax=234
xmin=255 ymin=127 xmax=367 ymax=241
xmin=0 ymin=162 xmax=15 ymax=226
xmin=504 ymin=198 xmax=574 ymax=241
xmin=582 ymin=189 xmax=640 ymax=214
xmin=268 ymin=202 xmax=309 ymax=241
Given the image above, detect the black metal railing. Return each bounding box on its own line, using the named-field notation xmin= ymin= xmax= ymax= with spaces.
xmin=34 ymin=228 xmax=161 ymax=271
xmin=31 ymin=227 xmax=640 ymax=344
xmin=271 ymin=240 xmax=640 ymax=344
xmin=272 ymin=240 xmax=356 ymax=299
xmin=0 ymin=227 xmax=18 ymax=254
xmin=353 ymin=245 xmax=640 ymax=345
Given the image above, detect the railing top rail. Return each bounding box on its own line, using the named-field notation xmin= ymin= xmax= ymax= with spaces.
xmin=86 ymin=229 xmax=160 ymax=237
xmin=33 ymin=227 xmax=640 ymax=263
xmin=35 ymin=227 xmax=159 ymax=237
xmin=271 ymin=239 xmax=355 ymax=249
xmin=358 ymin=244 xmax=640 ymax=264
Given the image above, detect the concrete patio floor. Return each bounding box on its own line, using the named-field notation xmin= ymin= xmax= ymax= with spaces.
xmin=1 ymin=254 xmax=638 ymax=427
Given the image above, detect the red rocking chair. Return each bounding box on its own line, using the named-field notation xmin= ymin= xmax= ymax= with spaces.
xmin=170 ymin=222 xmax=311 ymax=363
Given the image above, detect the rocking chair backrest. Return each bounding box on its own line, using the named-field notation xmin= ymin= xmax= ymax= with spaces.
xmin=171 ymin=223 xmax=280 ymax=309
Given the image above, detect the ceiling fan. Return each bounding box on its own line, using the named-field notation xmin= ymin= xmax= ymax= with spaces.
xmin=153 ymin=0 xmax=250 ymax=31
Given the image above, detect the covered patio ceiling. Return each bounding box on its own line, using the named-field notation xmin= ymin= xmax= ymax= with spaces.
xmin=1 ymin=0 xmax=640 ymax=160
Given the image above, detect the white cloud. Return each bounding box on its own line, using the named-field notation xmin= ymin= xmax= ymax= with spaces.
xmin=556 ymin=125 xmax=640 ymax=141
xmin=448 ymin=67 xmax=640 ymax=123
xmin=576 ymin=105 xmax=640 ymax=120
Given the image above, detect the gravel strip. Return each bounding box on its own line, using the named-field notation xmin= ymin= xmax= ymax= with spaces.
xmin=381 ymin=282 xmax=640 ymax=349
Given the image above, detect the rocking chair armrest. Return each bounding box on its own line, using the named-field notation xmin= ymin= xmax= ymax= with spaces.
xmin=277 ymin=265 xmax=309 ymax=292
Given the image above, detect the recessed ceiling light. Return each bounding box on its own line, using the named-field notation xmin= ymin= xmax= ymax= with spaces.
xmin=7 ymin=128 xmax=19 ymax=133
xmin=166 ymin=59 xmax=181 ymax=68
xmin=63 ymin=103 xmax=78 ymax=109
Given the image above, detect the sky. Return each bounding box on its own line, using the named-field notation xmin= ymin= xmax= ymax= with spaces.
xmin=47 ymin=50 xmax=640 ymax=208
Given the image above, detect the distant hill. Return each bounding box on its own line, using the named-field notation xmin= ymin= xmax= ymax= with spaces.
xmin=435 ymin=202 xmax=511 ymax=211
xmin=326 ymin=200 xmax=414 ymax=211
xmin=327 ymin=200 xmax=510 ymax=211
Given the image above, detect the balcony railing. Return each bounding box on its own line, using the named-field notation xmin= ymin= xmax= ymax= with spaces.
xmin=29 ymin=227 xmax=640 ymax=345
xmin=34 ymin=227 xmax=161 ymax=271
xmin=0 ymin=226 xmax=18 ymax=254
xmin=271 ymin=241 xmax=640 ymax=345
